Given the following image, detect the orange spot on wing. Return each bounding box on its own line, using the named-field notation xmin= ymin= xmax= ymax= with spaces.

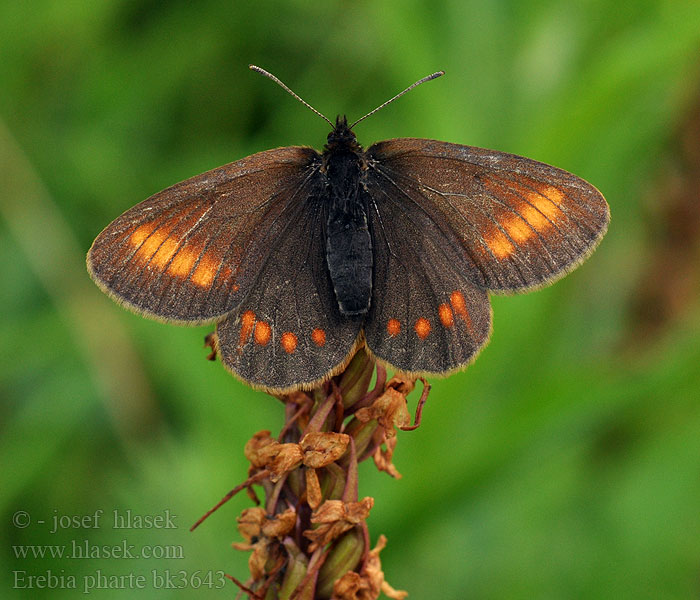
xmin=540 ymin=185 xmax=564 ymax=204
xmin=528 ymin=187 xmax=564 ymax=222
xmin=130 ymin=222 xmax=176 ymax=263
xmin=190 ymin=253 xmax=220 ymax=289
xmin=387 ymin=319 xmax=401 ymax=337
xmin=239 ymin=310 xmax=256 ymax=347
xmin=519 ymin=204 xmax=550 ymax=230
xmin=484 ymin=228 xmax=515 ymax=259
xmin=311 ymin=328 xmax=326 ymax=347
xmin=167 ymin=245 xmax=201 ymax=278
xmin=502 ymin=215 xmax=534 ymax=244
xmin=136 ymin=231 xmax=168 ymax=261
xmin=129 ymin=222 xmax=158 ymax=247
xmin=438 ymin=303 xmax=454 ymax=328
xmin=450 ymin=290 xmax=474 ymax=334
xmin=450 ymin=291 xmax=467 ymax=316
xmin=150 ymin=236 xmax=180 ymax=269
xmin=281 ymin=332 xmax=298 ymax=354
xmin=414 ymin=317 xmax=431 ymax=339
xmin=254 ymin=321 xmax=271 ymax=346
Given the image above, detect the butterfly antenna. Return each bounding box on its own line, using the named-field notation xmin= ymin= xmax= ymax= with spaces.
xmin=349 ymin=70 xmax=445 ymax=129
xmin=249 ymin=65 xmax=334 ymax=128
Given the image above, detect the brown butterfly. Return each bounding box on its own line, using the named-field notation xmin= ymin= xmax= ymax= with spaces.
xmin=87 ymin=66 xmax=609 ymax=393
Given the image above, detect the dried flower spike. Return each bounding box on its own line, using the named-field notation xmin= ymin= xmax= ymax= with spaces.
xmin=193 ymin=349 xmax=419 ymax=598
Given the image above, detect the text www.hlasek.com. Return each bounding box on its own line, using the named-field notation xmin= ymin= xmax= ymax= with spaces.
xmin=13 ymin=539 xmax=183 ymax=560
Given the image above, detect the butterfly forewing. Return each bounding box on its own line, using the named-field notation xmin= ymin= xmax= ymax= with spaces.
xmin=87 ymin=146 xmax=321 ymax=323
xmin=367 ymin=139 xmax=609 ymax=293
xmin=215 ymin=191 xmax=363 ymax=392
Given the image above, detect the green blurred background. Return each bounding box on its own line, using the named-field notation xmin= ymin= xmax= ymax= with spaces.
xmin=2 ymin=1 xmax=700 ymax=598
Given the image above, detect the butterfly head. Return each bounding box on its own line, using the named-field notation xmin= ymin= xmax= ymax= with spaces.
xmin=325 ymin=115 xmax=361 ymax=153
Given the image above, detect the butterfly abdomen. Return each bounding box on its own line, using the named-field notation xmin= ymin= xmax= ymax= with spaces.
xmin=324 ymin=142 xmax=373 ymax=316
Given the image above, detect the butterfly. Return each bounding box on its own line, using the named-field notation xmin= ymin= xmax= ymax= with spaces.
xmin=87 ymin=66 xmax=609 ymax=393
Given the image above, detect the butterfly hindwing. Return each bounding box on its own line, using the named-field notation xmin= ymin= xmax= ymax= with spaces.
xmin=87 ymin=146 xmax=321 ymax=323
xmin=363 ymin=170 xmax=492 ymax=375
xmin=366 ymin=138 xmax=610 ymax=293
xmin=215 ymin=191 xmax=364 ymax=393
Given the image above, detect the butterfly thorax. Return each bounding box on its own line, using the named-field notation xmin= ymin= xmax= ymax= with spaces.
xmin=323 ymin=115 xmax=373 ymax=317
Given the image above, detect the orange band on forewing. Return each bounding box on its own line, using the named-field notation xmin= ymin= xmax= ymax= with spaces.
xmin=127 ymin=204 xmax=223 ymax=286
xmin=527 ymin=186 xmax=563 ymax=221
xmin=190 ymin=253 xmax=220 ymax=288
xmin=502 ymin=216 xmax=534 ymax=244
xmin=129 ymin=222 xmax=158 ymax=247
xmin=484 ymin=228 xmax=515 ymax=259
xmin=482 ymin=178 xmax=568 ymax=258
xmin=518 ymin=203 xmax=550 ymax=230
xmin=167 ymin=246 xmax=200 ymax=278
xmin=130 ymin=223 xmax=175 ymax=264
xmin=150 ymin=237 xmax=181 ymax=269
